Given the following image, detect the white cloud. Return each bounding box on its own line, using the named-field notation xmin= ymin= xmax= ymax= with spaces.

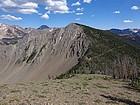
xmin=91 ymin=15 xmax=95 ymax=17
xmin=41 ymin=13 xmax=49 ymax=20
xmin=131 ymin=6 xmax=140 ymax=10
xmin=0 ymin=0 xmax=38 ymax=14
xmin=0 ymin=14 xmax=22 ymax=21
xmin=2 ymin=0 xmax=16 ymax=6
xmin=38 ymin=13 xmax=43 ymax=15
xmin=0 ymin=0 xmax=69 ymax=14
xmin=44 ymin=0 xmax=69 ymax=14
xmin=113 ymin=11 xmax=120 ymax=14
xmin=47 ymin=10 xmax=51 ymax=14
xmin=123 ymin=20 xmax=133 ymax=23
xmin=83 ymin=0 xmax=92 ymax=3
xmin=75 ymin=18 xmax=80 ymax=20
xmin=71 ymin=2 xmax=81 ymax=6
xmin=76 ymin=13 xmax=83 ymax=15
xmin=21 ymin=2 xmax=38 ymax=9
xmin=76 ymin=8 xmax=84 ymax=11
xmin=18 ymin=9 xmax=38 ymax=14
xmin=70 ymin=10 xmax=75 ymax=13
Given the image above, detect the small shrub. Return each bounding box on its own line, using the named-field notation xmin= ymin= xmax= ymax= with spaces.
xmin=0 ymin=84 xmax=7 ymax=88
xmin=11 ymin=90 xmax=21 ymax=93
xmin=82 ymin=82 xmax=88 ymax=88
xmin=42 ymin=83 xmax=48 ymax=86
xmin=94 ymin=83 xmax=109 ymax=89
xmin=78 ymin=102 xmax=86 ymax=105
xmin=106 ymin=100 xmax=117 ymax=104
xmin=42 ymin=90 xmax=48 ymax=94
xmin=36 ymin=94 xmax=46 ymax=98
xmin=94 ymin=99 xmax=102 ymax=103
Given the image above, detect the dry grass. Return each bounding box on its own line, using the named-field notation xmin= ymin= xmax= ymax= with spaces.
xmin=0 ymin=74 xmax=140 ymax=105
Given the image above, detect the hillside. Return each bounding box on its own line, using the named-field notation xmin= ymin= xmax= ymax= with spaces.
xmin=0 ymin=74 xmax=140 ymax=105
xmin=58 ymin=24 xmax=140 ymax=85
xmin=0 ymin=23 xmax=140 ymax=84
xmin=122 ymin=35 xmax=140 ymax=46
xmin=0 ymin=23 xmax=89 ymax=83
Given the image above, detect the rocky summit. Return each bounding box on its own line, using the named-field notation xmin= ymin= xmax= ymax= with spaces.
xmin=0 ymin=23 xmax=140 ymax=84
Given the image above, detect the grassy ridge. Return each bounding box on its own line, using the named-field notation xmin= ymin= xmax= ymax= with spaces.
xmin=57 ymin=24 xmax=140 ymax=88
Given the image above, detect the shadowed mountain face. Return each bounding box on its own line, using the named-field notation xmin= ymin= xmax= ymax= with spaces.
xmin=109 ymin=28 xmax=140 ymax=45
xmin=57 ymin=24 xmax=140 ymax=82
xmin=0 ymin=23 xmax=140 ymax=83
xmin=122 ymin=35 xmax=140 ymax=45
xmin=109 ymin=28 xmax=140 ymax=36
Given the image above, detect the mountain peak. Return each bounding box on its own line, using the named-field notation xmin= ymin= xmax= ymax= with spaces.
xmin=0 ymin=23 xmax=26 ymax=45
xmin=37 ymin=25 xmax=49 ymax=30
xmin=0 ymin=23 xmax=9 ymax=29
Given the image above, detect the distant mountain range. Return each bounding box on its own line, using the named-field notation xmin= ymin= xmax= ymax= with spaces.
xmin=109 ymin=28 xmax=140 ymax=36
xmin=109 ymin=28 xmax=140 ymax=45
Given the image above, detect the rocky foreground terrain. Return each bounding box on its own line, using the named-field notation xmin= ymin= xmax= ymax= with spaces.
xmin=0 ymin=74 xmax=140 ymax=105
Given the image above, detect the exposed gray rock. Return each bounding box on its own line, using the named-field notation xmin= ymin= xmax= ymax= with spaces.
xmin=0 ymin=23 xmax=27 ymax=45
xmin=0 ymin=23 xmax=90 ymax=83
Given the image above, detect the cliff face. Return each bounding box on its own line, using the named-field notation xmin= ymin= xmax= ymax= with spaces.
xmin=0 ymin=23 xmax=90 ymax=83
xmin=0 ymin=23 xmax=140 ymax=84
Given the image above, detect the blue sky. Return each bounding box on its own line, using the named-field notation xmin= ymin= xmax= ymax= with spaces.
xmin=0 ymin=0 xmax=140 ymax=29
